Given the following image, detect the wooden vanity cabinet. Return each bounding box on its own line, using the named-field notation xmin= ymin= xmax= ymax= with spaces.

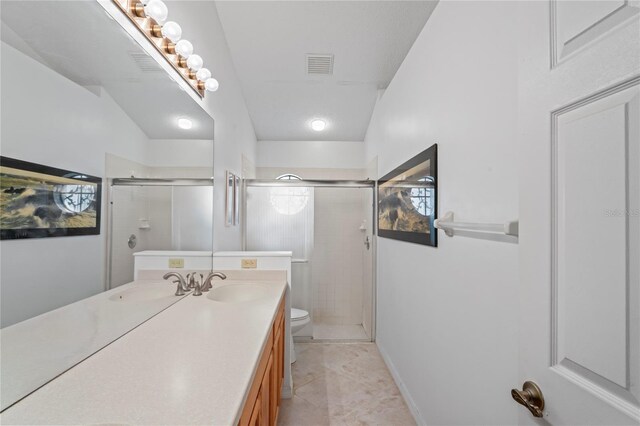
xmin=239 ymin=296 xmax=285 ymax=426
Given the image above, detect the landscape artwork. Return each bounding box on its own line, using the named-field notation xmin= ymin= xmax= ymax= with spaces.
xmin=378 ymin=144 xmax=437 ymax=246
xmin=0 ymin=157 xmax=101 ymax=239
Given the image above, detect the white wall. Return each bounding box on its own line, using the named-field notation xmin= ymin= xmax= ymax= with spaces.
xmin=257 ymin=140 xmax=364 ymax=170
xmin=145 ymin=139 xmax=213 ymax=169
xmin=364 ymin=2 xmax=519 ymax=424
xmin=0 ymin=42 xmax=150 ymax=326
xmin=165 ymin=1 xmax=258 ymax=252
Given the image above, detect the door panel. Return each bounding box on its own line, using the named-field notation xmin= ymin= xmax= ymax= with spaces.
xmin=554 ymin=83 xmax=640 ymax=404
xmin=552 ymin=0 xmax=640 ymax=65
xmin=518 ymin=0 xmax=640 ymax=424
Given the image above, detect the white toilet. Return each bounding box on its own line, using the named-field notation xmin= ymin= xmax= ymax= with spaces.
xmin=290 ymin=308 xmax=310 ymax=363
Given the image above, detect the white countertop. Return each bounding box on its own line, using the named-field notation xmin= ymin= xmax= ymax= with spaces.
xmin=0 ymin=278 xmax=287 ymax=425
xmin=1 ymin=280 xmax=188 ymax=411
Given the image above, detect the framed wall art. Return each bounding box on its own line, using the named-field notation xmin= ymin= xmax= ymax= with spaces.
xmin=377 ymin=144 xmax=438 ymax=246
xmin=0 ymin=157 xmax=102 ymax=240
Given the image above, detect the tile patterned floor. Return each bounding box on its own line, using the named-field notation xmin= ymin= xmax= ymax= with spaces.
xmin=278 ymin=343 xmax=416 ymax=426
xmin=312 ymin=323 xmax=369 ymax=340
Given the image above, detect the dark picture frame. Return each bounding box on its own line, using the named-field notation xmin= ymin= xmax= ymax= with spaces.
xmin=0 ymin=157 xmax=102 ymax=240
xmin=377 ymin=144 xmax=438 ymax=246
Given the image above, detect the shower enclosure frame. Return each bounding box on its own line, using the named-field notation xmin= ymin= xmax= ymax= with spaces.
xmin=105 ymin=177 xmax=215 ymax=292
xmin=241 ymin=178 xmax=378 ymax=341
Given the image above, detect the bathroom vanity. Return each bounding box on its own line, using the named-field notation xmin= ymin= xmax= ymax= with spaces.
xmin=0 ymin=272 xmax=288 ymax=425
xmin=239 ymin=294 xmax=286 ymax=426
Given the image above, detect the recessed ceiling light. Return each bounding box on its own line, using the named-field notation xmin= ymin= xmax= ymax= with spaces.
xmin=311 ymin=119 xmax=326 ymax=131
xmin=177 ymin=118 xmax=193 ymax=129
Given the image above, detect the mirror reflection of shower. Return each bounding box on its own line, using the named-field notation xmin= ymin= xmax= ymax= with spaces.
xmin=108 ymin=182 xmax=214 ymax=289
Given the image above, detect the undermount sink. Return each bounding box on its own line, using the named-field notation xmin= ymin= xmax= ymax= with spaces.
xmin=109 ymin=286 xmax=177 ymax=302
xmin=207 ymin=283 xmax=269 ymax=303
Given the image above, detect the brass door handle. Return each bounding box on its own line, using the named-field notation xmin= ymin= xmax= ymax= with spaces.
xmin=511 ymin=381 xmax=545 ymax=418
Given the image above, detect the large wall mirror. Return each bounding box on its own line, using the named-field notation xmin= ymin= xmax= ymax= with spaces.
xmin=0 ymin=1 xmax=214 ymax=411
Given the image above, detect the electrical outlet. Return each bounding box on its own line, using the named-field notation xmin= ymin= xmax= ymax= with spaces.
xmin=168 ymin=258 xmax=184 ymax=268
xmin=241 ymin=258 xmax=257 ymax=269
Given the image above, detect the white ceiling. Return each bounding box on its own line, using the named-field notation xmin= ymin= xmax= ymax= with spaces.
xmin=216 ymin=1 xmax=437 ymax=142
xmin=1 ymin=1 xmax=213 ymax=141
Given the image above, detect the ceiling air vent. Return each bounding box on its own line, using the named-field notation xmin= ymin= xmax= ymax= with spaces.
xmin=306 ymin=54 xmax=334 ymax=75
xmin=129 ymin=51 xmax=163 ymax=73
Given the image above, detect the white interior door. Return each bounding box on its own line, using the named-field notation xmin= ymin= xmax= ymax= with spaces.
xmin=518 ymin=1 xmax=640 ymax=424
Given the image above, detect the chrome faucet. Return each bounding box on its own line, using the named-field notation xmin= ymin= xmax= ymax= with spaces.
xmin=202 ymin=271 xmax=227 ymax=291
xmin=163 ymin=272 xmax=188 ymax=296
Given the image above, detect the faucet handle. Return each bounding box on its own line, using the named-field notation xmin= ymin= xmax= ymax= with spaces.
xmin=192 ymin=276 xmax=203 ymax=296
xmin=187 ymin=273 xmax=197 ymax=289
xmin=198 ymin=274 xmax=207 ymax=292
xmin=172 ymin=280 xmax=185 ymax=296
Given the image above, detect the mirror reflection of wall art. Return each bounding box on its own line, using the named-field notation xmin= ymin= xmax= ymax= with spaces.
xmin=0 ymin=157 xmax=102 ymax=239
xmin=225 ymin=170 xmax=235 ymax=226
xmin=377 ymin=144 xmax=438 ymax=247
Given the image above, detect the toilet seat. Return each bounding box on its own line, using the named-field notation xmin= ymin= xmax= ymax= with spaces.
xmin=291 ymin=308 xmax=309 ymax=321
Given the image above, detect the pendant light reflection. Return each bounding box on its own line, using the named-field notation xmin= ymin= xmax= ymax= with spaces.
xmin=177 ymin=118 xmax=193 ymax=130
xmin=311 ymin=119 xmax=326 ymax=131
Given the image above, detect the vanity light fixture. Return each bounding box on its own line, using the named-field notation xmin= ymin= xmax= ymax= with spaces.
xmin=186 ymin=54 xmax=203 ymax=71
xmin=113 ymin=0 xmax=221 ymax=98
xmin=160 ymin=21 xmax=182 ymax=43
xmin=204 ymin=78 xmax=219 ymax=92
xmin=311 ymin=119 xmax=326 ymax=131
xmin=177 ymin=118 xmax=193 ymax=130
xmin=174 ymin=39 xmax=193 ymax=58
xmin=196 ymin=68 xmax=211 ymax=82
xmin=142 ymin=0 xmax=168 ymax=24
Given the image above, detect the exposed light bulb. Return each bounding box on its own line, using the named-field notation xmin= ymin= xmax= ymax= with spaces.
xmin=196 ymin=68 xmax=211 ymax=82
xmin=186 ymin=54 xmax=203 ymax=71
xmin=144 ymin=0 xmax=168 ymax=24
xmin=174 ymin=40 xmax=193 ymax=58
xmin=177 ymin=118 xmax=193 ymax=130
xmin=311 ymin=119 xmax=326 ymax=131
xmin=161 ymin=21 xmax=182 ymax=43
xmin=204 ymin=78 xmax=219 ymax=92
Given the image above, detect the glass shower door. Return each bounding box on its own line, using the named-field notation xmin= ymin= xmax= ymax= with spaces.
xmin=245 ymin=184 xmax=315 ymax=336
xmin=245 ymin=180 xmax=375 ymax=341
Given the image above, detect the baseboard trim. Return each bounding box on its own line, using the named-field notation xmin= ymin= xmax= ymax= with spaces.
xmin=377 ymin=343 xmax=426 ymax=426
